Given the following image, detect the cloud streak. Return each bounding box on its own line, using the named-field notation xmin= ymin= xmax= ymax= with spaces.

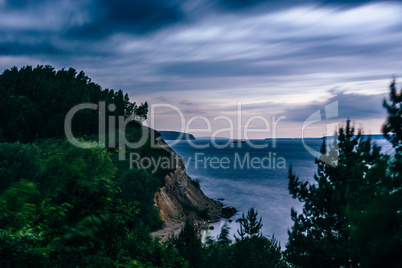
xmin=0 ymin=0 xmax=400 ymax=136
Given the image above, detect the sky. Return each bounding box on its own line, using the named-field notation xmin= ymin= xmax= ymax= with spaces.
xmin=1 ymin=0 xmax=401 ymax=138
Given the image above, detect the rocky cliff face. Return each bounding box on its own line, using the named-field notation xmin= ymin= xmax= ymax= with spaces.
xmin=153 ymin=137 xmax=223 ymax=221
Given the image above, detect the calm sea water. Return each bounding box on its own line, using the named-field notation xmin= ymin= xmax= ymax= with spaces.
xmin=167 ymin=138 xmax=392 ymax=247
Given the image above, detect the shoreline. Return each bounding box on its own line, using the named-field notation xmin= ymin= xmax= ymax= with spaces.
xmin=151 ymin=210 xmax=237 ymax=242
xmin=151 ymin=138 xmax=237 ymax=242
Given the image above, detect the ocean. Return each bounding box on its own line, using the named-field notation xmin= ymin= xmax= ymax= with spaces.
xmin=167 ymin=137 xmax=393 ymax=247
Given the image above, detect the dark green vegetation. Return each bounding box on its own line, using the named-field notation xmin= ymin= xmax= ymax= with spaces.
xmin=0 ymin=65 xmax=181 ymax=266
xmin=0 ymin=141 xmax=187 ymax=267
xmin=0 ymin=66 xmax=287 ymax=267
xmin=172 ymin=209 xmax=287 ymax=268
xmin=0 ymin=65 xmax=401 ymax=267
xmin=285 ymin=79 xmax=402 ymax=267
xmin=0 ymin=65 xmax=148 ymax=143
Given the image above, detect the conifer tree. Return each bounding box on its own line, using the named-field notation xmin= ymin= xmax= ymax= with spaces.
xmin=173 ymin=219 xmax=202 ymax=268
xmin=234 ymin=209 xmax=288 ymax=268
xmin=286 ymin=121 xmax=384 ymax=268
xmin=383 ymin=78 xmax=402 ymax=150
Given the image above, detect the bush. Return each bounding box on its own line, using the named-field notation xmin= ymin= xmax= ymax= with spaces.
xmin=0 ymin=142 xmax=42 ymax=193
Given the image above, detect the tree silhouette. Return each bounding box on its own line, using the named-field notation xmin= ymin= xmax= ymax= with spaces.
xmin=286 ymin=121 xmax=386 ymax=268
xmin=383 ymin=78 xmax=402 ymax=150
xmin=236 ymin=208 xmax=263 ymax=239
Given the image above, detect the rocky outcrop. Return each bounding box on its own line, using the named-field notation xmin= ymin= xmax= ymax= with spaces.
xmin=222 ymin=206 xmax=238 ymax=219
xmin=153 ymin=136 xmax=222 ymax=221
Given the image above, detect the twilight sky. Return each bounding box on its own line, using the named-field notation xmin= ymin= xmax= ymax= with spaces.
xmin=1 ymin=0 xmax=401 ymax=138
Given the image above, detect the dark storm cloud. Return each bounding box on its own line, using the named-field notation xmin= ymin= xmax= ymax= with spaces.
xmin=0 ymin=0 xmax=401 ymax=138
xmin=4 ymin=0 xmax=51 ymax=9
xmin=218 ymin=0 xmax=274 ymax=9
xmin=66 ymin=0 xmax=186 ymax=39
xmin=0 ymin=42 xmax=62 ymax=55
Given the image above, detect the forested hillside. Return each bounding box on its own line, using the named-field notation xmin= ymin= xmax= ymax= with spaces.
xmin=0 ymin=66 xmax=400 ymax=267
xmin=0 ymin=65 xmax=148 ymax=142
xmin=0 ymin=66 xmax=287 ymax=267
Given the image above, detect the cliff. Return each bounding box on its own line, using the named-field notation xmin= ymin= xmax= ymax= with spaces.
xmin=153 ymin=136 xmax=222 ymax=222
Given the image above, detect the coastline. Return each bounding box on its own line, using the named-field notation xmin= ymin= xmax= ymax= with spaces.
xmin=151 ymin=136 xmax=237 ymax=241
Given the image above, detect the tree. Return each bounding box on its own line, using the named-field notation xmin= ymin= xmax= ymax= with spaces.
xmin=233 ymin=208 xmax=288 ymax=268
xmin=0 ymin=65 xmax=149 ymax=142
xmin=235 ymin=208 xmax=263 ymax=239
xmin=172 ymin=219 xmax=202 ymax=268
xmin=286 ymin=121 xmax=388 ymax=268
xmin=344 ymin=79 xmax=402 ymax=268
xmin=0 ymin=142 xmax=42 ymax=193
xmin=117 ymin=168 xmax=162 ymax=229
xmin=40 ymin=143 xmax=138 ymax=266
xmin=383 ymin=78 xmax=402 ymax=150
xmin=0 ymin=180 xmax=50 ymax=267
xmin=350 ymin=78 xmax=402 ymax=268
xmin=202 ymin=224 xmax=233 ymax=268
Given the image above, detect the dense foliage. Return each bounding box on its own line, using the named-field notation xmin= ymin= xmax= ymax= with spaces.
xmin=285 ymin=79 xmax=402 ymax=267
xmin=0 ymin=65 xmax=148 ymax=142
xmin=172 ymin=209 xmax=288 ymax=268
xmin=0 ymin=142 xmax=185 ymax=267
xmin=0 ymin=65 xmax=400 ymax=267
xmin=383 ymin=78 xmax=402 ymax=149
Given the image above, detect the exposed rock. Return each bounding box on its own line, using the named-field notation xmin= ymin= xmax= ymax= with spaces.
xmin=222 ymin=206 xmax=237 ymax=219
xmin=236 ymin=218 xmax=244 ymax=223
xmin=153 ymin=137 xmax=223 ymax=222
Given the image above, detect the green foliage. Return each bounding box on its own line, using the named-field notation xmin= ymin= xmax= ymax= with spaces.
xmin=0 ymin=179 xmax=41 ymax=228
xmin=232 ymin=209 xmax=287 ymax=268
xmin=235 ymin=208 xmax=263 ymax=240
xmin=350 ymin=78 xmax=402 ymax=268
xmin=202 ymin=224 xmax=233 ymax=268
xmin=0 ymin=142 xmax=42 ymax=193
xmin=286 ymin=120 xmax=401 ymax=268
xmin=0 ymin=144 xmax=140 ymax=267
xmin=383 ymin=78 xmax=402 ymax=150
xmin=201 ymin=210 xmax=288 ymax=268
xmin=131 ymin=238 xmax=188 ymax=268
xmin=172 ymin=219 xmax=203 ymax=268
xmin=233 ymin=235 xmax=287 ymax=268
xmin=0 ymin=65 xmax=193 ymax=267
xmin=39 ymin=145 xmax=139 ymax=266
xmin=0 ymin=139 xmax=191 ymax=267
xmin=0 ymin=65 xmax=148 ymax=142
xmin=108 ymin=125 xmax=177 ymax=183
xmin=0 ymin=226 xmax=51 ymax=267
xmin=117 ymin=168 xmax=162 ymax=229
xmin=0 ymin=179 xmax=50 ymax=267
